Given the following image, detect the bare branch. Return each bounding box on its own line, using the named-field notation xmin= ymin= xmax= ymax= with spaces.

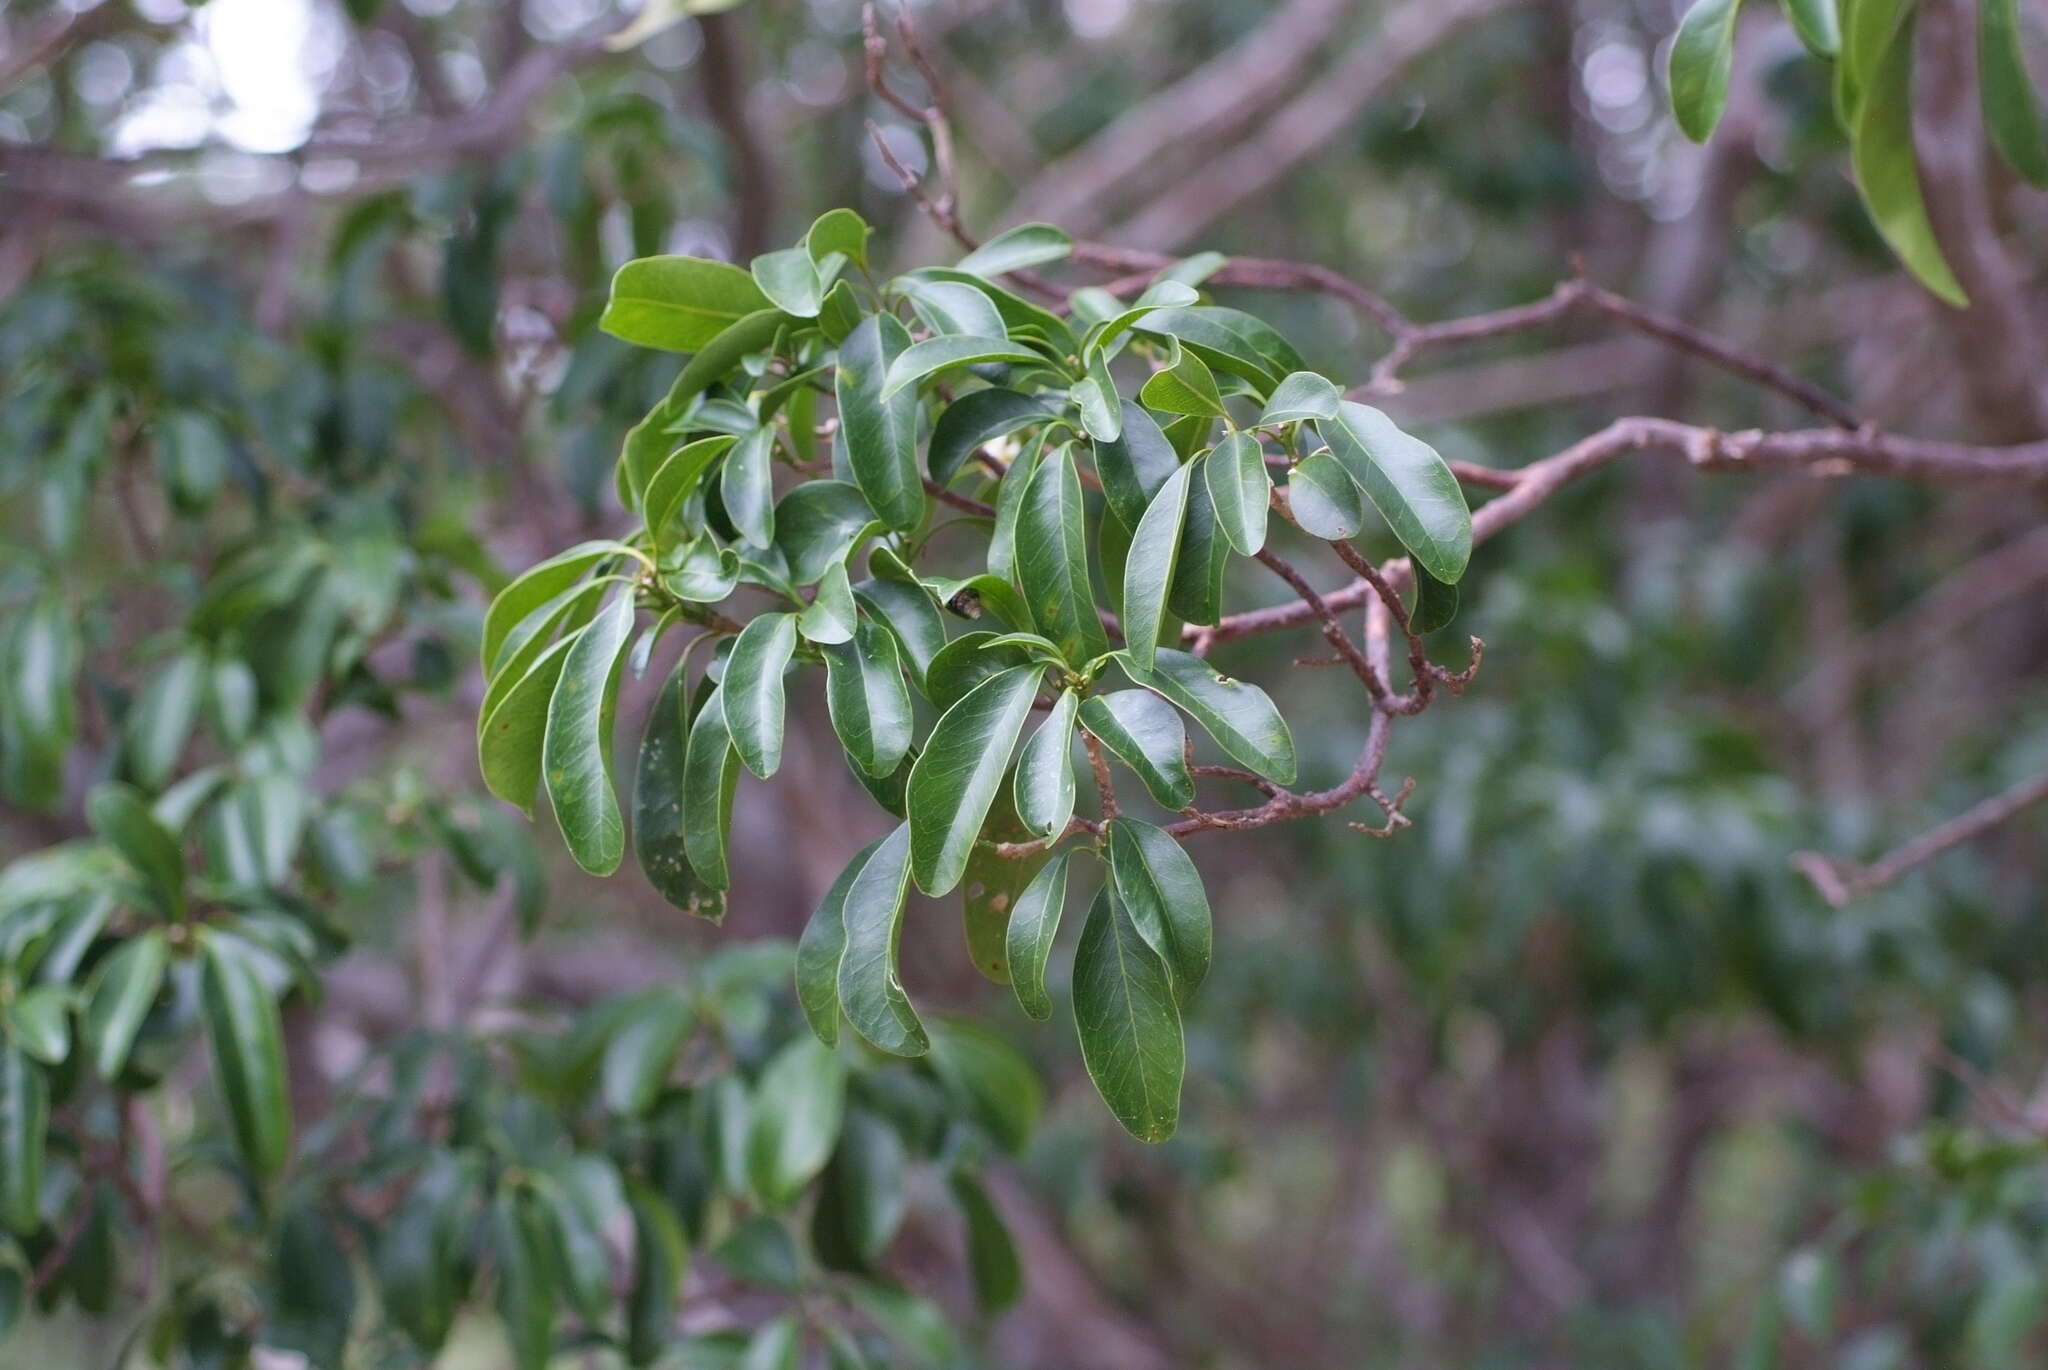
xmin=1794 ymin=770 xmax=2048 ymax=906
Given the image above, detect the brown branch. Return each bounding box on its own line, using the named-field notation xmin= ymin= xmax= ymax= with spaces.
xmin=1793 ymin=771 xmax=2048 ymax=907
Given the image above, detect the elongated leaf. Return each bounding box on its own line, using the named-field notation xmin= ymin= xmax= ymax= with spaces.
xmin=1074 ymin=350 xmax=1123 ymax=441
xmin=903 ymin=267 xmax=1078 ymax=355
xmin=1167 ymin=456 xmax=1228 ymax=626
xmin=0 ymin=1047 xmax=45 ymax=1233
xmin=625 ymin=1181 xmax=688 ymax=1367
xmin=1093 ymin=401 xmax=1180 ymax=530
xmin=1138 ymin=344 xmax=1225 ymax=418
xmin=988 ymin=432 xmax=1046 ymax=585
xmin=1072 ymin=885 xmax=1182 ymax=1142
xmin=949 ymin=1170 xmax=1023 ymax=1313
xmin=1005 ymin=853 xmax=1070 ymax=1020
xmin=957 ymin=222 xmax=1072 ymax=277
xmin=1121 ymin=460 xmax=1193 ymax=673
xmin=1014 ymin=688 xmax=1078 ymax=839
xmin=1134 ymin=307 xmax=1305 ymax=390
xmin=854 ymin=576 xmax=946 ymax=696
xmin=1017 ymin=445 xmax=1112 ymax=665
xmin=836 ymin=823 xmax=927 ymax=1055
xmin=1668 ymin=0 xmax=1739 ymax=141
xmin=601 ymin=988 xmax=694 ymax=1116
xmin=201 ymin=934 xmax=291 ymax=1178
xmin=86 ymin=782 xmax=184 ymax=918
xmin=1981 ymin=0 xmax=2048 ymax=184
xmin=543 ymin=590 xmax=637 ymax=876
xmin=747 ymin=1038 xmax=846 ymax=1206
xmin=800 ymin=561 xmax=858 ymax=646
xmin=882 ymin=336 xmax=1047 ymax=399
xmin=683 ymin=683 xmax=741 ymax=888
xmin=1852 ymin=11 xmax=1968 ymax=305
xmin=837 ymin=313 xmax=926 ymax=531
xmin=1082 ymin=692 xmax=1193 ymax=810
xmin=812 ymin=1108 xmax=907 ymax=1270
xmin=722 ymin=613 xmax=798 ymax=780
xmin=928 ymin=389 xmax=1055 ymax=488
xmin=1316 ymin=402 xmax=1472 ymax=583
xmin=1105 ymin=817 xmax=1210 ymax=1003
xmin=1412 ymin=564 xmax=1460 ymax=635
xmin=86 ymin=931 xmax=168 ymax=1079
xmin=823 ymin=621 xmax=912 ymax=777
xmin=775 ymin=480 xmax=877 ymax=585
xmin=907 ymin=665 xmax=1044 ymax=896
xmin=1782 ymin=0 xmax=1840 ymax=56
xmin=720 ymin=427 xmax=777 ymax=549
xmin=602 ymin=256 xmax=771 ymax=351
xmin=634 ymin=661 xmax=727 ymax=921
xmin=1124 ymin=647 xmax=1295 ymax=784
xmin=492 ymin=1190 xmax=556 ymax=1370
xmin=125 ymin=647 xmax=203 ymax=789
xmin=900 ymin=277 xmax=1009 ymax=339
xmin=479 ymin=635 xmax=576 ymax=813
xmin=799 ymin=835 xmax=888 ymax=1046
xmin=1258 ymin=371 xmax=1342 ymax=425
xmin=928 ymin=1018 xmax=1043 ymax=1151
xmin=1206 ymin=430 xmax=1271 ymax=555
xmin=750 ymin=247 xmax=824 ymax=317
xmin=4 ymin=989 xmax=66 ymax=1066
xmin=1289 ymin=449 xmax=1364 ymax=539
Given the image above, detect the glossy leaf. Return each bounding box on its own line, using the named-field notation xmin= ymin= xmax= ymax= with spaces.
xmin=956 ymin=222 xmax=1072 ymax=277
xmin=625 ymin=1181 xmax=688 ymax=1367
xmin=836 ymin=823 xmax=928 ymax=1055
xmin=1782 ymin=0 xmax=1840 ymax=56
xmin=853 ymin=576 xmax=946 ymax=696
xmin=800 ymin=560 xmax=858 ymax=645
xmin=900 ymin=277 xmax=1009 ymax=339
xmin=1667 ymin=0 xmax=1739 ymax=142
xmin=1288 ymin=449 xmax=1365 ymax=539
xmin=1093 ymin=400 xmax=1180 ymax=530
xmin=86 ymin=782 xmax=185 ymax=918
xmin=85 ymin=931 xmax=168 ymax=1079
xmin=491 ymin=1190 xmax=556 ymax=1370
xmin=601 ymin=255 xmax=771 ymax=351
xmin=750 ymin=247 xmax=824 ymax=317
xmin=1134 ymin=306 xmax=1306 ymax=390
xmin=1981 ymin=0 xmax=2048 ymax=184
xmin=837 ymin=313 xmax=926 ymax=531
xmin=1315 ymin=402 xmax=1472 ymax=583
xmin=1851 ymin=10 xmax=1968 ymax=306
xmin=799 ymin=835 xmax=887 ymax=1046
xmin=882 ymin=336 xmax=1047 ymax=399
xmin=1124 ymin=647 xmax=1296 ymax=784
xmin=720 ymin=426 xmax=777 ymax=549
xmin=1072 ymin=885 xmax=1182 ymax=1143
xmin=1005 ymin=852 xmax=1070 ymax=1021
xmin=1206 ymin=429 xmax=1271 ymax=555
xmin=806 ymin=206 xmax=872 ymax=268
xmin=1074 ymin=349 xmax=1123 ymax=441
xmin=1137 ymin=343 xmax=1226 ymax=418
xmin=1412 ymin=564 xmax=1460 ymax=634
xmin=634 ymin=660 xmax=728 ymax=921
xmin=1082 ymin=691 xmax=1194 ymax=810
xmin=0 ymin=1047 xmax=45 ymax=1233
xmin=774 ymin=480 xmax=877 ymax=585
xmin=746 ymin=1037 xmax=846 ymax=1206
xmin=1167 ymin=456 xmax=1229 ymax=626
xmin=125 ymin=647 xmax=203 ymax=789
xmin=200 ymin=934 xmax=291 ymax=1178
xmin=822 ymin=620 xmax=912 ymax=777
xmin=1121 ymin=460 xmax=1193 ymax=673
xmin=907 ymin=665 xmax=1045 ymax=897
xmin=4 ymin=988 xmax=67 ymax=1066
xmin=480 ymin=636 xmax=577 ymax=813
xmin=601 ymin=988 xmax=694 ymax=1116
xmin=1106 ymin=816 xmax=1211 ymax=1003
xmin=813 ymin=1108 xmax=907 ymax=1269
xmin=722 ymin=612 xmax=798 ymax=780
xmin=949 ymin=1170 xmax=1023 ymax=1314
xmin=1017 ymin=445 xmax=1112 ymax=665
xmin=683 ymin=683 xmax=742 ymax=888
xmin=543 ymin=589 xmax=637 ymax=876
xmin=928 ymin=388 xmax=1055 ymax=488
xmin=1258 ymin=371 xmax=1342 ymax=425
xmin=1014 ymin=688 xmax=1079 ymax=839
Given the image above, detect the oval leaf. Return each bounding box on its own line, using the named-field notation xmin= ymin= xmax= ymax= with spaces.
xmin=1124 ymin=647 xmax=1296 ymax=785
xmin=1081 ymin=691 xmax=1194 ymax=810
xmin=837 ymin=313 xmax=926 ymax=532
xmin=1014 ymin=688 xmax=1078 ymax=839
xmin=822 ymin=620 xmax=913 ymax=778
xmin=1314 ymin=402 xmax=1471 ymax=583
xmin=543 ymin=589 xmax=637 ymax=876
xmin=1072 ymin=884 xmax=1182 ymax=1143
xmin=1206 ymin=430 xmax=1271 ymax=556
xmin=908 ymin=665 xmax=1045 ymax=897
xmin=1017 ymin=445 xmax=1112 ymax=665
xmin=1006 ymin=853 xmax=1070 ymax=1021
xmin=836 ymin=823 xmax=928 ymax=1056
xmin=722 ymin=613 xmax=799 ymax=780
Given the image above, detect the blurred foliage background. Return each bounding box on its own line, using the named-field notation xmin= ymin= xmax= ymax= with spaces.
xmin=2 ymin=0 xmax=2047 ymax=1366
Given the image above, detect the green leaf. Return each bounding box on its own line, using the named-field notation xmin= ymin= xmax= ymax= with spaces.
xmin=836 ymin=823 xmax=928 ymax=1055
xmin=1081 ymin=692 xmax=1193 ymax=810
xmin=1851 ymin=9 xmax=1968 ymax=306
xmin=854 ymin=576 xmax=946 ymax=696
xmin=1315 ymin=402 xmax=1472 ymax=582
xmin=746 ymin=1037 xmax=846 ymax=1207
xmin=722 ymin=612 xmax=799 ymax=780
xmin=1981 ymin=0 xmax=2048 ymax=184
xmin=902 ymin=268 xmax=1078 ymax=355
xmin=1006 ymin=853 xmax=1070 ymax=1021
xmin=882 ymin=336 xmax=1049 ymax=399
xmin=799 ymin=836 xmax=886 ymax=1047
xmin=900 ymin=277 xmax=1008 ymax=339
xmin=0 ymin=1047 xmax=45 ymax=1233
xmin=1138 ymin=343 xmax=1226 ymax=418
xmin=1073 ymin=350 xmax=1123 ymax=442
xmin=1071 ymin=884 xmax=1182 ymax=1142
xmin=750 ymin=247 xmax=824 ymax=317
xmin=602 ymin=255 xmax=772 ymax=351
xmin=823 ymin=620 xmax=912 ymax=777
xmin=543 ymin=589 xmax=637 ymax=876
xmin=271 ymin=1204 xmax=358 ymax=1370
xmin=1288 ymin=449 xmax=1365 ymax=539
xmin=1121 ymin=460 xmax=1193 ymax=673
xmin=625 ymin=1181 xmax=688 ymax=1367
xmin=635 ymin=661 xmax=728 ymax=921
xmin=800 ymin=561 xmax=858 ymax=645
xmin=1167 ymin=457 xmax=1229 ymax=626
xmin=908 ymin=665 xmax=1045 ymax=897
xmin=1124 ymin=647 xmax=1296 ymax=784
xmin=683 ymin=683 xmax=742 ymax=889
xmin=1411 ymin=564 xmax=1460 ymax=634
xmin=86 ymin=782 xmax=185 ymax=918
xmin=125 ymin=647 xmax=204 ymax=789
xmin=1014 ymin=688 xmax=1078 ymax=839
xmin=812 ymin=1108 xmax=906 ymax=1270
xmin=618 ymin=309 xmax=789 ymax=508
xmin=492 ymin=1189 xmax=557 ymax=1370
xmin=928 ymin=1018 xmax=1043 ymax=1151
xmin=1206 ymin=430 xmax=1271 ymax=556
xmin=1105 ymin=817 xmax=1211 ymax=1003
xmin=1017 ymin=444 xmax=1112 ymax=665
xmin=602 ymin=988 xmax=694 ymax=1116
xmin=1134 ymin=307 xmax=1306 ymax=390
xmin=200 ymin=933 xmax=291 ymax=1179
xmin=1093 ymin=401 xmax=1180 ymax=531
xmin=988 ymin=433 xmax=1047 ymax=585
xmin=377 ymin=1152 xmax=476 ymax=1352
xmin=1782 ymin=0 xmax=1840 ymax=56
xmin=1258 ymin=371 xmax=1342 ymax=425
xmin=740 ymin=1314 xmax=800 ymax=1370
xmin=720 ymin=427 xmax=778 ymax=549
xmin=928 ymin=389 xmax=1055 ymax=488
xmin=85 ymin=931 xmax=168 ymax=1079
xmin=948 ymin=1170 xmax=1022 ymax=1314
xmin=837 ymin=313 xmax=927 ymax=532
xmin=1667 ymin=0 xmax=1739 ymax=142
xmin=806 ymin=207 xmax=872 ymax=269
xmin=956 ymin=222 xmax=1073 ymax=277
xmin=774 ymin=480 xmax=877 ymax=585
xmin=928 ymin=631 xmax=1032 ymax=725
xmin=480 ymin=636 xmax=576 ymax=813
xmin=4 ymin=988 xmax=67 ymax=1066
